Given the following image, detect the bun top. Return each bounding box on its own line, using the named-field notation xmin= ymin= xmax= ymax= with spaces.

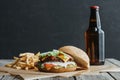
xmin=59 ymin=46 xmax=90 ymax=69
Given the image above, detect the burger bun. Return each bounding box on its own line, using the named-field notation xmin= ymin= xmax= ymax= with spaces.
xmin=59 ymin=46 xmax=90 ymax=69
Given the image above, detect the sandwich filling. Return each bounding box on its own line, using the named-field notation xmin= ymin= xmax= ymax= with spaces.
xmin=36 ymin=50 xmax=77 ymax=70
xmin=39 ymin=61 xmax=77 ymax=70
xmin=40 ymin=50 xmax=74 ymax=63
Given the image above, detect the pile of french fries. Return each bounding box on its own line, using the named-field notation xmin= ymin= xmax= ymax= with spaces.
xmin=5 ymin=52 xmax=40 ymax=71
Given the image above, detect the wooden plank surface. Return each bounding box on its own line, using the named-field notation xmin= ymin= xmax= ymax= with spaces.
xmin=106 ymin=59 xmax=120 ymax=80
xmin=0 ymin=58 xmax=120 ymax=80
xmin=75 ymin=73 xmax=114 ymax=80
xmin=0 ymin=75 xmax=24 ymax=80
xmin=107 ymin=59 xmax=120 ymax=67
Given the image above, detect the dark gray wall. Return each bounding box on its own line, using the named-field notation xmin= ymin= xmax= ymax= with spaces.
xmin=0 ymin=0 xmax=120 ymax=59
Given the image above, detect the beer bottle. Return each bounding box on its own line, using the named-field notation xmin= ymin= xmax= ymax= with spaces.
xmin=85 ymin=6 xmax=105 ymax=65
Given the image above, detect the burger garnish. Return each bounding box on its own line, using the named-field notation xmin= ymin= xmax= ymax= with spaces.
xmin=36 ymin=50 xmax=77 ymax=72
xmin=40 ymin=50 xmax=73 ymax=62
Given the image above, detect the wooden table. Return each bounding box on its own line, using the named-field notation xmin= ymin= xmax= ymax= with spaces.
xmin=0 ymin=58 xmax=120 ymax=80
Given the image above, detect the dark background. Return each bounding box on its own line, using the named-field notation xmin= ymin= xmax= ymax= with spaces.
xmin=0 ymin=0 xmax=120 ymax=59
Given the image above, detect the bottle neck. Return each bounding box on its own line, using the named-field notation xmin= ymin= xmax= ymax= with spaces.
xmin=89 ymin=8 xmax=101 ymax=29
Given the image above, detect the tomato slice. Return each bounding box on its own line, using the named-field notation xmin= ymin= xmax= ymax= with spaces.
xmin=44 ymin=64 xmax=54 ymax=70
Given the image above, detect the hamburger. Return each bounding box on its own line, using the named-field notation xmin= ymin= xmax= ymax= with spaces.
xmin=36 ymin=46 xmax=90 ymax=73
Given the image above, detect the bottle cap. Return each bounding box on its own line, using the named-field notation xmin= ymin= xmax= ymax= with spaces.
xmin=90 ymin=6 xmax=99 ymax=9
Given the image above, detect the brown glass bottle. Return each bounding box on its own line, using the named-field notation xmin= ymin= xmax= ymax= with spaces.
xmin=85 ymin=6 xmax=105 ymax=65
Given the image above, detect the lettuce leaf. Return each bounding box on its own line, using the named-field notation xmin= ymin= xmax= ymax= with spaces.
xmin=40 ymin=49 xmax=60 ymax=58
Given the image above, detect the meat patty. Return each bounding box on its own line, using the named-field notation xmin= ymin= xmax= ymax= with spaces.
xmin=40 ymin=56 xmax=73 ymax=63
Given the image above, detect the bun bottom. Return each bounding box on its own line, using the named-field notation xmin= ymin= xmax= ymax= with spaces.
xmin=39 ymin=67 xmax=76 ymax=73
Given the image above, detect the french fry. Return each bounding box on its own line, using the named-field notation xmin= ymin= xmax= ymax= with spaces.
xmin=25 ymin=67 xmax=28 ymax=70
xmin=19 ymin=53 xmax=34 ymax=57
xmin=5 ymin=52 xmax=40 ymax=71
xmin=13 ymin=56 xmax=19 ymax=60
xmin=16 ymin=66 xmax=21 ymax=70
xmin=35 ymin=52 xmax=40 ymax=56
xmin=5 ymin=64 xmax=12 ymax=67
xmin=20 ymin=56 xmax=26 ymax=61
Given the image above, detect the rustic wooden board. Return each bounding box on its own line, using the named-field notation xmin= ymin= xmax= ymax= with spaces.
xmin=0 ymin=75 xmax=24 ymax=80
xmin=75 ymin=73 xmax=114 ymax=80
xmin=0 ymin=59 xmax=120 ymax=80
xmin=107 ymin=59 xmax=120 ymax=67
xmin=108 ymin=72 xmax=120 ymax=80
